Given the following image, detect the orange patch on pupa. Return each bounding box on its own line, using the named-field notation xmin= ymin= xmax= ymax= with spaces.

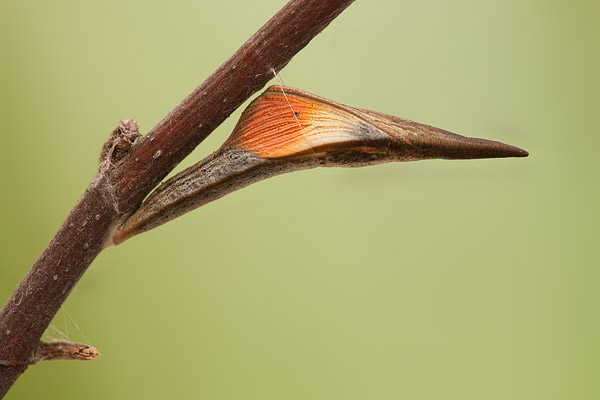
xmin=225 ymin=86 xmax=366 ymax=158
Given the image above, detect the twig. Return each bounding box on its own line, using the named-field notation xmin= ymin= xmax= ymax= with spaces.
xmin=0 ymin=0 xmax=355 ymax=396
xmin=32 ymin=341 xmax=100 ymax=364
xmin=0 ymin=341 xmax=100 ymax=366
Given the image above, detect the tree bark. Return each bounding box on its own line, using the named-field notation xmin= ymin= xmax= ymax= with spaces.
xmin=0 ymin=0 xmax=355 ymax=396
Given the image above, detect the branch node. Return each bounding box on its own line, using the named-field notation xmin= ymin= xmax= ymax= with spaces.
xmin=99 ymin=118 xmax=141 ymax=169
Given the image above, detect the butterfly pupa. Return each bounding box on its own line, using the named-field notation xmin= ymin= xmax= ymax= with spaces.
xmin=110 ymin=85 xmax=527 ymax=245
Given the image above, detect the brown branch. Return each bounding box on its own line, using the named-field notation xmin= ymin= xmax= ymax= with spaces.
xmin=0 ymin=0 xmax=355 ymax=396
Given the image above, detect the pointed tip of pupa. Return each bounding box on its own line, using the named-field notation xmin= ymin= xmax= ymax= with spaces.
xmin=446 ymin=134 xmax=529 ymax=159
xmin=410 ymin=126 xmax=529 ymax=160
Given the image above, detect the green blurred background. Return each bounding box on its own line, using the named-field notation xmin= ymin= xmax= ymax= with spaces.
xmin=1 ymin=0 xmax=598 ymax=399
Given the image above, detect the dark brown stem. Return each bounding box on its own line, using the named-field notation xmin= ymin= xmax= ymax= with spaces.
xmin=0 ymin=0 xmax=355 ymax=396
xmin=109 ymin=0 xmax=356 ymax=216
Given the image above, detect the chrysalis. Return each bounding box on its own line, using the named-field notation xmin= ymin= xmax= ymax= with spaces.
xmin=110 ymin=86 xmax=527 ymax=245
